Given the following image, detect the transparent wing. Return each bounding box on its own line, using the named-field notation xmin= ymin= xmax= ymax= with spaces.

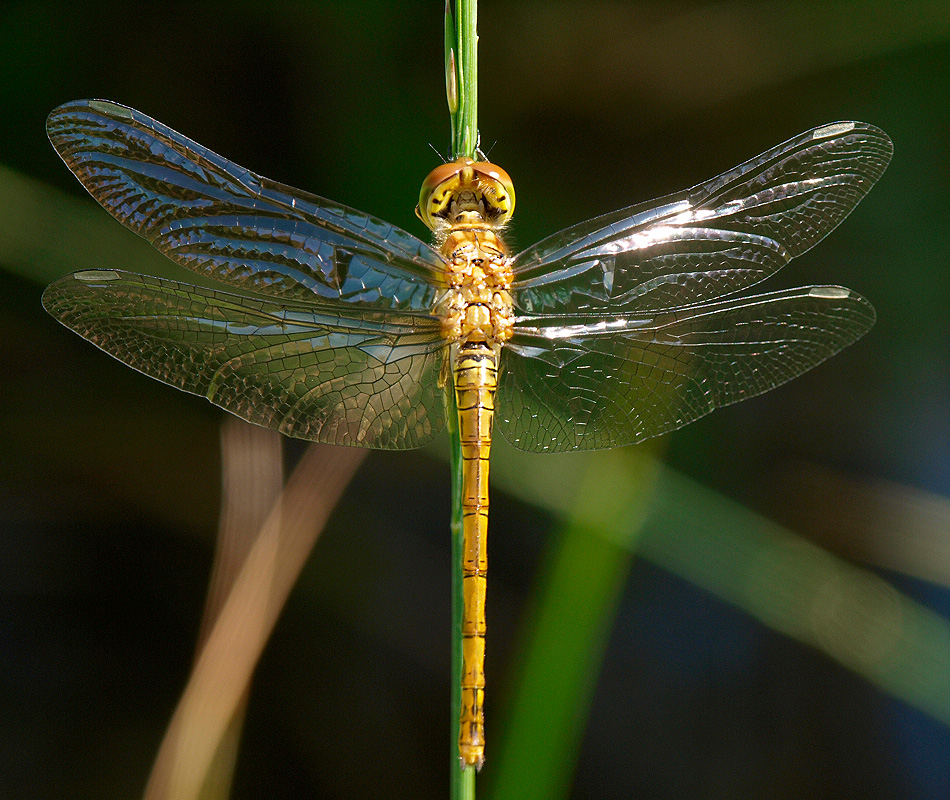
xmin=47 ymin=100 xmax=444 ymax=312
xmin=42 ymin=270 xmax=447 ymax=449
xmin=498 ymin=286 xmax=875 ymax=453
xmin=511 ymin=122 xmax=892 ymax=315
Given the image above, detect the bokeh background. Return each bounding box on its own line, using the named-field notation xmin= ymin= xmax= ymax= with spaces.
xmin=2 ymin=1 xmax=949 ymax=798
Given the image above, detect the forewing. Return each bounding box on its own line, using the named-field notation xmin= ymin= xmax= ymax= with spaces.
xmin=512 ymin=122 xmax=892 ymax=315
xmin=47 ymin=100 xmax=443 ymax=311
xmin=498 ymin=287 xmax=875 ymax=453
xmin=42 ymin=270 xmax=447 ymax=449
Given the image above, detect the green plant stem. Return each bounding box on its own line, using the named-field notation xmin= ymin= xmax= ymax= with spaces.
xmin=447 ymin=2 xmax=479 ymax=796
xmin=452 ymin=0 xmax=478 ymax=159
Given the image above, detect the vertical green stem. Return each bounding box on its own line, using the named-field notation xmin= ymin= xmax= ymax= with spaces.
xmin=448 ymin=0 xmax=478 ymax=160
xmin=448 ymin=388 xmax=476 ymax=800
xmin=446 ymin=1 xmax=479 ymax=797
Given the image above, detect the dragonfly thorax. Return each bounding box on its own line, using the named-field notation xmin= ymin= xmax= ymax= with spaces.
xmin=438 ymin=229 xmax=514 ymax=347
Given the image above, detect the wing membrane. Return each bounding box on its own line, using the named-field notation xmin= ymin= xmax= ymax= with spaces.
xmin=512 ymin=122 xmax=892 ymax=315
xmin=498 ymin=286 xmax=875 ymax=452
xmin=42 ymin=270 xmax=447 ymax=449
xmin=47 ymin=100 xmax=443 ymax=311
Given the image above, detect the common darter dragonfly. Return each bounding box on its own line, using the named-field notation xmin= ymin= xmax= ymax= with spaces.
xmin=42 ymin=100 xmax=891 ymax=766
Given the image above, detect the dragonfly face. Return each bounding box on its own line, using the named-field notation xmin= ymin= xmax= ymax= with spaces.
xmin=42 ymin=101 xmax=892 ymax=768
xmin=416 ymin=157 xmax=515 ymax=231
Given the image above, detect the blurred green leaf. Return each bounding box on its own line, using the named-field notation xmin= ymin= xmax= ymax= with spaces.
xmin=489 ymin=449 xmax=659 ymax=800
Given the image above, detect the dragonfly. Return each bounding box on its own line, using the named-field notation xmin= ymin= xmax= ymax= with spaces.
xmin=42 ymin=100 xmax=891 ymax=768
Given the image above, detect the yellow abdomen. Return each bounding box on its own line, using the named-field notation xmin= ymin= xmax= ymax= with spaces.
xmin=454 ymin=343 xmax=495 ymax=767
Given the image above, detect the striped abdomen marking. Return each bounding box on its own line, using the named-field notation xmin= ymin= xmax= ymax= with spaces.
xmin=454 ymin=342 xmax=498 ymax=768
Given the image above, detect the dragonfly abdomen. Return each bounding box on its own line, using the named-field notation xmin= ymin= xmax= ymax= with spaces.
xmin=454 ymin=341 xmax=496 ymax=768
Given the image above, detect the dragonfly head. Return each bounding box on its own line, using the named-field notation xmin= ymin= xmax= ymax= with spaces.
xmin=416 ymin=158 xmax=515 ymax=231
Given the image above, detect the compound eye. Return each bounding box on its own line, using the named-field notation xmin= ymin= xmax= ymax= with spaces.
xmin=471 ymin=162 xmax=516 ymax=224
xmin=417 ymin=159 xmax=473 ymax=230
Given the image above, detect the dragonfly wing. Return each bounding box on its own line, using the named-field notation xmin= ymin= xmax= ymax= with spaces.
xmin=511 ymin=122 xmax=892 ymax=315
xmin=47 ymin=100 xmax=443 ymax=311
xmin=43 ymin=270 xmax=447 ymax=449
xmin=498 ymin=286 xmax=874 ymax=453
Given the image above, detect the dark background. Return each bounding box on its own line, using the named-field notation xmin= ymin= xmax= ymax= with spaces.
xmin=2 ymin=1 xmax=949 ymax=798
